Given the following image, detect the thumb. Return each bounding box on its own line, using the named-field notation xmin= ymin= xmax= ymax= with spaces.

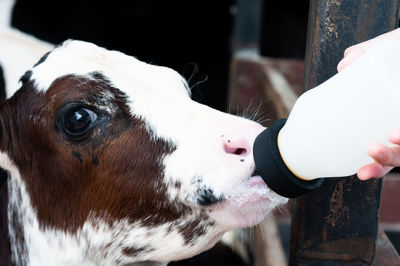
xmin=337 ymin=46 xmax=365 ymax=72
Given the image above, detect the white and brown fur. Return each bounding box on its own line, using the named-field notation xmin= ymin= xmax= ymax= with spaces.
xmin=0 ymin=34 xmax=287 ymax=265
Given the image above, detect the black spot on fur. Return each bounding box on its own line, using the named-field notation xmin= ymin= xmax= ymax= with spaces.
xmin=33 ymin=51 xmax=51 ymax=67
xmin=174 ymin=181 xmax=181 ymax=189
xmin=196 ymin=188 xmax=224 ymax=206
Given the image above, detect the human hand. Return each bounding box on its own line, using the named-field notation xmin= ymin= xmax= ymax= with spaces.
xmin=357 ymin=130 xmax=400 ymax=180
xmin=337 ymin=28 xmax=400 ymax=72
xmin=337 ymin=28 xmax=400 ymax=180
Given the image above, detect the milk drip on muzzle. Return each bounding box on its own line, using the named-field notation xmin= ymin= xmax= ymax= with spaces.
xmin=253 ymin=39 xmax=400 ymax=198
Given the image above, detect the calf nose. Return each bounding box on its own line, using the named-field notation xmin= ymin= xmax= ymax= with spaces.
xmin=221 ymin=125 xmax=265 ymax=158
xmin=222 ymin=135 xmax=250 ymax=156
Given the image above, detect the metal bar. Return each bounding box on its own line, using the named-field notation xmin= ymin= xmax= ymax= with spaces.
xmin=232 ymin=0 xmax=263 ymax=56
xmin=289 ymin=1 xmax=400 ymax=265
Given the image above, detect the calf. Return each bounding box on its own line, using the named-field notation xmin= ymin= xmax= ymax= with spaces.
xmin=0 ymin=40 xmax=287 ymax=266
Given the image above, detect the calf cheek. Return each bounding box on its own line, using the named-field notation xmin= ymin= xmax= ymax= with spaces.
xmin=87 ymin=127 xmax=191 ymax=226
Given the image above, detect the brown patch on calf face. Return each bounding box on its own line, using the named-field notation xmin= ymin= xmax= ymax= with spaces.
xmin=0 ymin=73 xmax=191 ymax=233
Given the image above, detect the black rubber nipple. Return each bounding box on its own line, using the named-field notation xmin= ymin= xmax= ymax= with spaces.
xmin=253 ymin=119 xmax=324 ymax=198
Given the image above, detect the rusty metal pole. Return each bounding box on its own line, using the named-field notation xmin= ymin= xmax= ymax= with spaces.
xmin=289 ymin=1 xmax=400 ymax=265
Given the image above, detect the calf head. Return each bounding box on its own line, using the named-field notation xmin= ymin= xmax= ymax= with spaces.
xmin=0 ymin=40 xmax=287 ymax=265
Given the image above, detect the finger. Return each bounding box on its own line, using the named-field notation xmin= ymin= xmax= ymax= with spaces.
xmin=357 ymin=162 xmax=393 ymax=180
xmin=389 ymin=129 xmax=400 ymax=145
xmin=337 ymin=46 xmax=365 ymax=72
xmin=367 ymin=143 xmax=400 ymax=167
xmin=338 ymin=28 xmax=400 ymax=72
xmin=343 ymin=45 xmax=361 ymax=57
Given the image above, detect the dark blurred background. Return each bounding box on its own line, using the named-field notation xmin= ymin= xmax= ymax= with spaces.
xmin=11 ymin=0 xmax=309 ymax=113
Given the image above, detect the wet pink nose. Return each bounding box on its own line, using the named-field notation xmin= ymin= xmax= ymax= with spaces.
xmin=221 ymin=125 xmax=265 ymax=158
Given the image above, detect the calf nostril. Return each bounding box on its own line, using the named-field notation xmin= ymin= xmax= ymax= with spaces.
xmin=234 ymin=148 xmax=247 ymax=155
xmin=223 ymin=138 xmax=249 ymax=156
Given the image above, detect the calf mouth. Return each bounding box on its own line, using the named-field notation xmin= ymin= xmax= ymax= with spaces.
xmin=251 ymin=170 xmax=260 ymax=177
xmin=247 ymin=170 xmax=267 ymax=186
xmin=195 ymin=170 xmax=266 ymax=207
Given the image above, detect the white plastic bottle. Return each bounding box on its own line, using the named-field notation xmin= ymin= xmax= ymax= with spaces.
xmin=253 ymin=39 xmax=400 ymax=198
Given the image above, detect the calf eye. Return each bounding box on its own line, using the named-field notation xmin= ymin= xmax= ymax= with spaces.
xmin=61 ymin=106 xmax=99 ymax=140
